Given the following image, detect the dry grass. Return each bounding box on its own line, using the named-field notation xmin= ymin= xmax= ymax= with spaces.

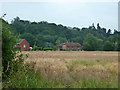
xmin=22 ymin=51 xmax=118 ymax=87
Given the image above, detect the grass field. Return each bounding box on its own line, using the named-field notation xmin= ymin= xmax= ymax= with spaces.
xmin=20 ymin=51 xmax=118 ymax=88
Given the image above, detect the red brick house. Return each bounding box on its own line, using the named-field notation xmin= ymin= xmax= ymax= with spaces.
xmin=15 ymin=39 xmax=30 ymax=50
xmin=58 ymin=42 xmax=82 ymax=51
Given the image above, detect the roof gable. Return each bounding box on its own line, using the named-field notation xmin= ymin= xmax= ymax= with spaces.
xmin=16 ymin=39 xmax=29 ymax=45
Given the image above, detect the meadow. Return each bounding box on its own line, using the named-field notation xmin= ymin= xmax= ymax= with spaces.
xmin=20 ymin=51 xmax=118 ymax=88
xmin=3 ymin=51 xmax=118 ymax=88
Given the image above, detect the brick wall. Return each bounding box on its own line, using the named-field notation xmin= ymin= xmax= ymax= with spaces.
xmin=19 ymin=40 xmax=30 ymax=50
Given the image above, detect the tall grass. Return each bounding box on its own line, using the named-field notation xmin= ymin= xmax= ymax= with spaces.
xmin=2 ymin=51 xmax=118 ymax=88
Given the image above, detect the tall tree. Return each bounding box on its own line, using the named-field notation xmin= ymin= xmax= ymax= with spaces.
xmin=83 ymin=33 xmax=98 ymax=51
xmin=103 ymin=41 xmax=114 ymax=51
xmin=97 ymin=23 xmax=101 ymax=30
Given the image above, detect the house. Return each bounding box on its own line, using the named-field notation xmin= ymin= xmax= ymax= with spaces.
xmin=15 ymin=39 xmax=30 ymax=50
xmin=58 ymin=42 xmax=82 ymax=51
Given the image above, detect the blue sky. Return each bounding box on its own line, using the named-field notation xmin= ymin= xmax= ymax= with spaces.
xmin=1 ymin=2 xmax=118 ymax=31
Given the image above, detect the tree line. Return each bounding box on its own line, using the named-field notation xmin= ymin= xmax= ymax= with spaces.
xmin=10 ymin=17 xmax=120 ymax=51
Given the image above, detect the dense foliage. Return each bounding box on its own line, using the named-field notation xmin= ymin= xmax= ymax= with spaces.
xmin=1 ymin=18 xmax=25 ymax=79
xmin=10 ymin=17 xmax=120 ymax=51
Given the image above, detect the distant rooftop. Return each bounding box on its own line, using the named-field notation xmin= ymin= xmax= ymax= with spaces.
xmin=16 ymin=39 xmax=25 ymax=45
xmin=59 ymin=42 xmax=81 ymax=47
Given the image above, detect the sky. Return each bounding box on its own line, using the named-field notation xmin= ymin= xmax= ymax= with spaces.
xmin=1 ymin=0 xmax=119 ymax=31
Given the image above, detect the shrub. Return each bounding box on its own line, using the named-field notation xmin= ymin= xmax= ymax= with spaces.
xmin=1 ymin=19 xmax=25 ymax=79
xmin=60 ymin=49 xmax=63 ymax=51
xmin=43 ymin=48 xmax=53 ymax=51
xmin=32 ymin=45 xmax=42 ymax=51
xmin=15 ymin=46 xmax=21 ymax=50
xmin=51 ymin=46 xmax=57 ymax=51
xmin=65 ymin=49 xmax=70 ymax=51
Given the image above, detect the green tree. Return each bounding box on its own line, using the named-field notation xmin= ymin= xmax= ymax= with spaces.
xmin=36 ymin=34 xmax=45 ymax=47
xmin=33 ymin=45 xmax=39 ymax=51
xmin=56 ymin=39 xmax=60 ymax=46
xmin=103 ymin=41 xmax=114 ymax=51
xmin=21 ymin=33 xmax=37 ymax=47
xmin=57 ymin=37 xmax=67 ymax=44
xmin=96 ymin=39 xmax=103 ymax=51
xmin=83 ymin=33 xmax=99 ymax=51
xmin=11 ymin=17 xmax=27 ymax=34
xmin=71 ymin=36 xmax=83 ymax=45
xmin=97 ymin=23 xmax=101 ymax=30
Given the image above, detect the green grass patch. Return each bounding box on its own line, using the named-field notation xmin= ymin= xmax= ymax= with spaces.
xmin=70 ymin=79 xmax=118 ymax=88
xmin=73 ymin=59 xmax=101 ymax=66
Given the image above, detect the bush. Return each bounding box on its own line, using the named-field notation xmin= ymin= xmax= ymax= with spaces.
xmin=51 ymin=46 xmax=57 ymax=51
xmin=65 ymin=49 xmax=70 ymax=51
xmin=15 ymin=46 xmax=21 ymax=50
xmin=32 ymin=45 xmax=39 ymax=51
xmin=43 ymin=48 xmax=53 ymax=51
xmin=32 ymin=45 xmax=42 ymax=51
xmin=60 ymin=49 xmax=63 ymax=51
xmin=2 ymin=19 xmax=25 ymax=79
xmin=2 ymin=62 xmax=63 ymax=88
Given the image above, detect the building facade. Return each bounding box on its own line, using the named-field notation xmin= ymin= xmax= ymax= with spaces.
xmin=15 ymin=39 xmax=30 ymax=50
xmin=58 ymin=42 xmax=82 ymax=51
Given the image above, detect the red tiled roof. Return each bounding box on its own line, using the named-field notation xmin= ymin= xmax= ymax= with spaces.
xmin=16 ymin=39 xmax=26 ymax=45
xmin=59 ymin=42 xmax=81 ymax=47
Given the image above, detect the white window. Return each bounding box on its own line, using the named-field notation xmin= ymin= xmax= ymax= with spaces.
xmin=23 ymin=45 xmax=26 ymax=48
